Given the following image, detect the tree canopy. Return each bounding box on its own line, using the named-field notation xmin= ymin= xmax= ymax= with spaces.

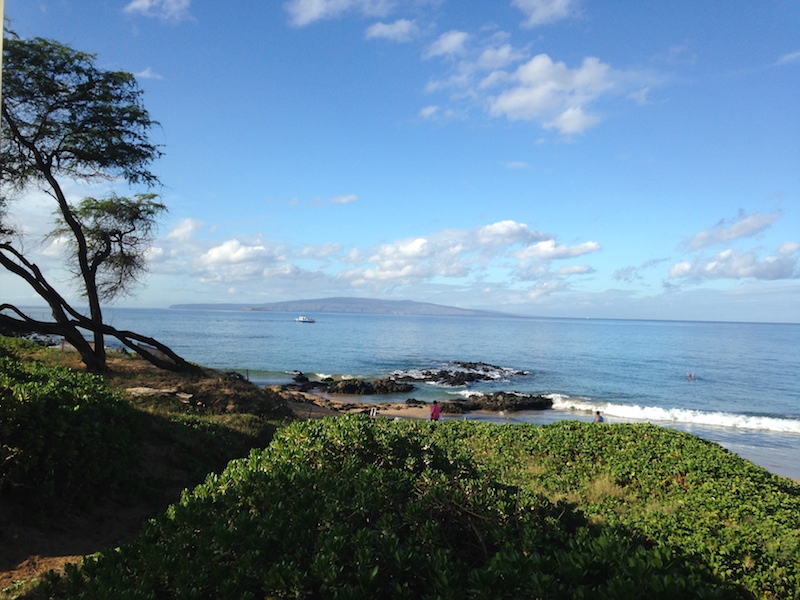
xmin=1 ymin=33 xmax=161 ymax=189
xmin=0 ymin=32 xmax=198 ymax=374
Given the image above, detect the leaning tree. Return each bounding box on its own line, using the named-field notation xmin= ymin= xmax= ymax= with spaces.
xmin=0 ymin=32 xmax=200 ymax=374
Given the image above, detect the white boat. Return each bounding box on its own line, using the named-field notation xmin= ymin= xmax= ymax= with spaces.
xmin=295 ymin=315 xmax=315 ymax=323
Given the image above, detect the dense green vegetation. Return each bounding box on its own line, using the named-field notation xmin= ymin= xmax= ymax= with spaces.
xmin=34 ymin=416 xmax=800 ymax=599
xmin=0 ymin=343 xmax=138 ymax=512
xmin=0 ymin=336 xmax=284 ymax=517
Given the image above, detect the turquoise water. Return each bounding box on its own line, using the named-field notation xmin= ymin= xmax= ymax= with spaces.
xmin=100 ymin=308 xmax=800 ymax=479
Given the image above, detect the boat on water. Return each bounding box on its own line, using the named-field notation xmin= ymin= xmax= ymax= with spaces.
xmin=295 ymin=316 xmax=316 ymax=323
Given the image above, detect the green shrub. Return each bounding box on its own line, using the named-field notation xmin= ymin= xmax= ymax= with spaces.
xmin=0 ymin=357 xmax=139 ymax=512
xmin=44 ymin=417 xmax=755 ymax=599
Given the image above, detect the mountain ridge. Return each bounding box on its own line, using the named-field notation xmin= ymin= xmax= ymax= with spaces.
xmin=170 ymin=297 xmax=508 ymax=317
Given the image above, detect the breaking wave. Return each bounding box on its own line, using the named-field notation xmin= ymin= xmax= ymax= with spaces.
xmin=551 ymin=396 xmax=800 ymax=434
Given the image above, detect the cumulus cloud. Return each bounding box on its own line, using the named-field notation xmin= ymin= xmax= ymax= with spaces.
xmin=284 ymin=0 xmax=391 ymax=27
xmin=193 ymin=239 xmax=286 ymax=283
xmin=477 ymin=220 xmax=549 ymax=247
xmin=198 ymin=239 xmax=270 ymax=266
xmin=475 ymin=44 xmax=528 ymax=71
xmin=123 ymin=0 xmax=191 ymax=21
xmin=149 ymin=219 xmax=598 ymax=302
xmin=486 ymin=54 xmax=616 ymax=134
xmin=425 ymin=30 xmax=470 ymax=59
xmin=166 ymin=218 xmax=204 ymax=242
xmin=686 ymin=210 xmax=781 ymax=250
xmin=279 ymin=0 xmax=651 ymax=137
xmin=337 ymin=221 xmax=598 ymax=299
xmin=669 ymin=247 xmax=800 ymax=282
xmin=526 ymin=279 xmax=570 ymax=299
xmin=336 ymin=221 xmax=573 ymax=288
xmin=420 ymin=23 xmax=658 ymax=135
xmin=365 ymin=19 xmax=418 ymax=42
xmin=512 ymin=0 xmax=579 ymax=27
xmin=515 ymin=239 xmax=601 ymax=261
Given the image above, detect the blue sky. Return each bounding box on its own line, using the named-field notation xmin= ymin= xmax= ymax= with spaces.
xmin=3 ymin=0 xmax=799 ymax=322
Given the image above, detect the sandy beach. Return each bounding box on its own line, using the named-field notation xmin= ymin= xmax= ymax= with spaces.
xmin=275 ymin=387 xmax=433 ymax=421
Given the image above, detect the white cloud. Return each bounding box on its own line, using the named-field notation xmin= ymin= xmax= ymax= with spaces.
xmin=543 ymin=106 xmax=599 ymax=133
xmin=512 ymin=0 xmax=579 ymax=27
xmin=337 ymin=221 xmax=597 ymax=292
xmin=526 ymin=279 xmax=570 ymax=300
xmin=329 ymin=194 xmax=358 ymax=204
xmin=425 ymin=30 xmax=470 ymax=59
xmin=40 ymin=236 xmax=70 ymax=258
xmin=123 ymin=0 xmax=191 ymax=21
xmin=192 ymin=239 xmax=287 ymax=284
xmin=668 ymin=261 xmax=692 ymax=279
xmin=198 ymin=239 xmax=270 ymax=267
xmin=487 ymin=54 xmax=617 ymax=134
xmin=300 ymin=243 xmax=343 ymax=259
xmin=365 ymin=19 xmax=418 ymax=42
xmin=419 ymin=105 xmax=439 ymax=119
xmin=475 ymin=44 xmax=527 ymax=71
xmin=780 ymin=242 xmax=800 ymax=256
xmin=556 ymin=264 xmax=594 ymax=275
xmin=166 ymin=218 xmax=204 ymax=242
xmin=686 ymin=211 xmax=781 ymax=250
xmin=669 ymin=247 xmax=800 ymax=281
xmin=146 ymin=219 xmax=598 ymax=302
xmin=477 ymin=220 xmax=548 ymax=247
xmin=516 ymin=239 xmax=601 ymax=261
xmin=777 ymin=50 xmax=800 ymax=66
xmin=284 ymin=0 xmax=391 ymax=27
xmin=135 ymin=67 xmax=164 ymax=80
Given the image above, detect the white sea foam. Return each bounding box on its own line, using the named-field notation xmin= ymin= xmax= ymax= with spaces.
xmin=550 ymin=397 xmax=800 ymax=434
xmin=448 ymin=390 xmax=483 ymax=398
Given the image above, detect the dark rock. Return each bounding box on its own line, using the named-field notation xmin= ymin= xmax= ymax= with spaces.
xmin=404 ymin=398 xmax=425 ymax=406
xmin=462 ymin=392 xmax=552 ymax=412
xmin=327 ymin=378 xmax=415 ymax=395
xmin=394 ymin=361 xmax=528 ymax=386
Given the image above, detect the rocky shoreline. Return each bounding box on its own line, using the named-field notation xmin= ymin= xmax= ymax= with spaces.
xmin=278 ymin=361 xmax=551 ymax=418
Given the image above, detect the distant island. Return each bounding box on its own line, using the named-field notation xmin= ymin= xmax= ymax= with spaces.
xmin=169 ymin=297 xmax=508 ymax=317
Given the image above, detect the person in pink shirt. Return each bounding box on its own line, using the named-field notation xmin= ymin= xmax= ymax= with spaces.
xmin=430 ymin=400 xmax=441 ymax=421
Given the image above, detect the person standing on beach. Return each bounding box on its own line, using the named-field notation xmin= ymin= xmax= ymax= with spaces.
xmin=430 ymin=400 xmax=441 ymax=421
xmin=594 ymin=411 xmax=604 ymax=423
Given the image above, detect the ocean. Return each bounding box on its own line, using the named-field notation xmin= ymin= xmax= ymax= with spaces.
xmin=99 ymin=307 xmax=800 ymax=480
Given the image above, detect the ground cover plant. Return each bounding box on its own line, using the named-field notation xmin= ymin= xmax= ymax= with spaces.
xmin=0 ymin=336 xmax=288 ymax=516
xmin=0 ymin=336 xmax=290 ymax=596
xmin=34 ymin=416 xmax=800 ymax=599
xmin=0 ymin=346 xmax=138 ymax=513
